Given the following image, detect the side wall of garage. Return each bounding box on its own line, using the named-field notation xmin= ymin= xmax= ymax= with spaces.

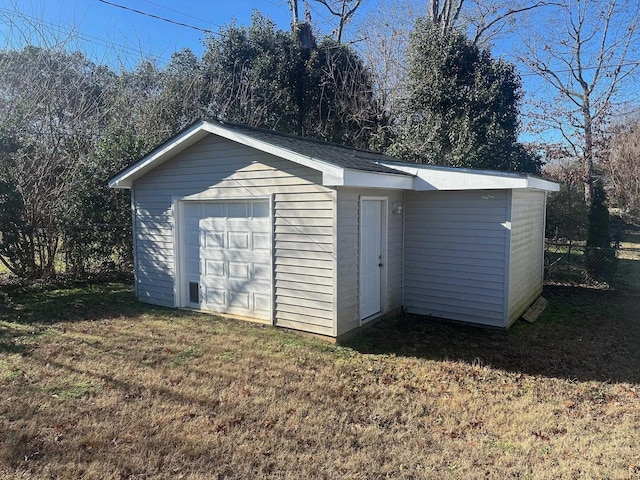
xmin=507 ymin=189 xmax=546 ymax=325
xmin=403 ymin=190 xmax=510 ymax=328
xmin=132 ymin=134 xmax=336 ymax=336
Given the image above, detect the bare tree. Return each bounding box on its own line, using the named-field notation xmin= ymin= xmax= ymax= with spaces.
xmin=427 ymin=0 xmax=553 ymax=46
xmin=520 ymin=0 xmax=639 ymax=204
xmin=428 ymin=0 xmax=464 ymax=34
xmin=0 ymin=47 xmax=111 ymax=277
xmin=309 ymin=0 xmax=363 ymax=43
xmin=464 ymin=0 xmax=556 ymax=47
xmin=606 ymin=115 xmax=640 ymax=221
xmin=288 ymin=0 xmax=300 ymax=25
xmin=356 ymin=0 xmax=420 ymax=124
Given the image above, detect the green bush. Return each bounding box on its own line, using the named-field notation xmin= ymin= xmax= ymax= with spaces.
xmin=585 ymin=181 xmax=617 ymax=282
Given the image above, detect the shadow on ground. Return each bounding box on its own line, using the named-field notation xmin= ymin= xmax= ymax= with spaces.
xmin=3 ymin=279 xmax=639 ymax=385
xmin=346 ymin=285 xmax=640 ymax=385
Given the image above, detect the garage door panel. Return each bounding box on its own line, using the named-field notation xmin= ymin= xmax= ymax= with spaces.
xmin=203 ymin=231 xmax=224 ymax=248
xmin=228 ymin=232 xmax=250 ymax=250
xmin=254 ymin=293 xmax=271 ymax=312
xmin=228 ymin=291 xmax=250 ymax=309
xmin=203 ymin=288 xmax=226 ymax=307
xmin=254 ymin=263 xmax=271 ymax=280
xmin=183 ymin=200 xmax=272 ymax=320
xmin=204 ymin=260 xmax=225 ymax=278
xmin=228 ymin=262 xmax=250 ymax=279
xmin=253 ymin=233 xmax=271 ymax=250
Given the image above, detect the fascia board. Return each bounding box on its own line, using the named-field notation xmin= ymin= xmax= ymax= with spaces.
xmin=379 ymin=162 xmax=560 ymax=192
xmin=414 ymin=170 xmax=529 ymax=191
xmin=334 ymin=169 xmax=414 ymax=189
xmin=527 ymin=176 xmax=561 ymax=192
xmin=108 ymin=121 xmax=209 ymax=189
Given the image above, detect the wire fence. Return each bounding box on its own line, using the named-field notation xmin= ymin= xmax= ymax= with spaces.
xmin=545 ymin=239 xmax=640 ymax=284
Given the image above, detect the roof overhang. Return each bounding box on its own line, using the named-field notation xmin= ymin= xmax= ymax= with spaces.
xmin=377 ymin=162 xmax=560 ymax=192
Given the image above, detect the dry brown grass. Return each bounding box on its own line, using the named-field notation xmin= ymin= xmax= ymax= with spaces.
xmin=1 ymin=282 xmax=640 ymax=479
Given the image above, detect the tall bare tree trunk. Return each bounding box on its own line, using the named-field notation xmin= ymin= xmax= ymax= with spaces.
xmin=582 ymin=94 xmax=594 ymax=205
xmin=289 ymin=0 xmax=299 ymax=26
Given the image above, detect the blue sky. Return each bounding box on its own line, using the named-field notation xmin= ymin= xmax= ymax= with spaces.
xmin=0 ymin=0 xmax=373 ymax=68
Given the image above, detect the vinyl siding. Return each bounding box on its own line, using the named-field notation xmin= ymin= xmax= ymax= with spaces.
xmin=403 ymin=190 xmax=509 ymax=328
xmin=508 ymin=190 xmax=545 ymax=324
xmin=336 ymin=188 xmax=404 ymax=336
xmin=133 ymin=135 xmax=335 ymax=336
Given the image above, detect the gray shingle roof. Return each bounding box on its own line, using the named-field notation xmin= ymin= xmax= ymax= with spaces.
xmin=214 ymin=120 xmax=409 ymax=176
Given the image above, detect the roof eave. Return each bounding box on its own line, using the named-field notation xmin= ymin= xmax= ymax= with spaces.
xmin=527 ymin=176 xmax=560 ymax=192
xmin=377 ymin=162 xmax=560 ymax=192
xmin=109 ymin=120 xmax=414 ymax=190
xmin=321 ymin=169 xmax=414 ymax=189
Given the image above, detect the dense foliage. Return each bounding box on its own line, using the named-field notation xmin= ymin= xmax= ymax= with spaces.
xmin=202 ymin=14 xmax=383 ymax=148
xmin=389 ymin=18 xmax=540 ymax=173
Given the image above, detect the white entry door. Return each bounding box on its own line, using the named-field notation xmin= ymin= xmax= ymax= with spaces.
xmin=183 ymin=201 xmax=271 ymax=320
xmin=360 ymin=199 xmax=383 ymax=321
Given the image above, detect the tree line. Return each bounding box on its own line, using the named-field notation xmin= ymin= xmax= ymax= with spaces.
xmin=0 ymin=0 xmax=638 ymax=282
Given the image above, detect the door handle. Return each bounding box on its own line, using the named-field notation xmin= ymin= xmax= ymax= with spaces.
xmin=378 ymin=263 xmax=383 ymax=267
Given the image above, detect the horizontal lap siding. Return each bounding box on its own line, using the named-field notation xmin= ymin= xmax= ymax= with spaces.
xmin=508 ymin=190 xmax=545 ymax=324
xmin=133 ymin=135 xmax=335 ymax=336
xmin=273 ymin=190 xmax=335 ymax=336
xmin=336 ymin=188 xmax=404 ymax=336
xmin=403 ymin=190 xmax=508 ymax=327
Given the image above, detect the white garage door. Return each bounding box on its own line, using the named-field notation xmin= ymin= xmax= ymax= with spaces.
xmin=183 ymin=201 xmax=271 ymax=320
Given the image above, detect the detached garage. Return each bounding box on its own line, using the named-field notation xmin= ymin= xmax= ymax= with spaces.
xmin=109 ymin=119 xmax=559 ymax=339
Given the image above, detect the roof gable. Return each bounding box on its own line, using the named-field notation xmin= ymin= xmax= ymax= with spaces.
xmin=108 ymin=119 xmax=412 ymax=190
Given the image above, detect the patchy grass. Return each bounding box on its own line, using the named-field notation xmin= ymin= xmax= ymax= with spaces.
xmin=1 ymin=282 xmax=640 ymax=479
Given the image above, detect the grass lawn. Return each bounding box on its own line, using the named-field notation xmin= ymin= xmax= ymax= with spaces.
xmin=1 ymin=282 xmax=639 ymax=479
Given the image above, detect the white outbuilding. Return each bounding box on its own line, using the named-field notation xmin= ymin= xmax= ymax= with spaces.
xmin=109 ymin=119 xmax=559 ymax=339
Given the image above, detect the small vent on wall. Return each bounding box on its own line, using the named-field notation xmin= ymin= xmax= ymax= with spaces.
xmin=189 ymin=282 xmax=199 ymax=304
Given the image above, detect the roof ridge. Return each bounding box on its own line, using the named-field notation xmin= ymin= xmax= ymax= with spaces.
xmin=207 ymin=118 xmax=395 ymax=160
